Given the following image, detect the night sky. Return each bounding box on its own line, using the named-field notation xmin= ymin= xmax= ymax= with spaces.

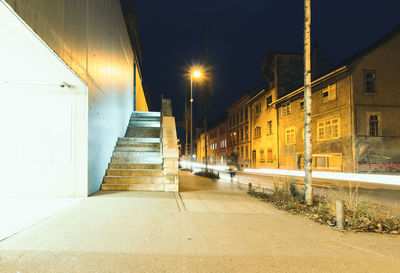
xmin=122 ymin=0 xmax=399 ymax=128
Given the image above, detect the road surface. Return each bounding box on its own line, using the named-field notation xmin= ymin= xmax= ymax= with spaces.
xmin=0 ymin=171 xmax=399 ymax=272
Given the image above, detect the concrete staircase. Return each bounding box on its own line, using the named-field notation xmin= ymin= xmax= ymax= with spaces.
xmin=101 ymin=111 xmax=166 ymax=191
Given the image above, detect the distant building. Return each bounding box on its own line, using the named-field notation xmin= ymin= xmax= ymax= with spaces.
xmin=196 ymin=132 xmax=206 ymax=164
xmin=226 ymin=89 xmax=258 ymax=169
xmin=273 ymin=25 xmax=400 ymax=173
xmin=249 ymin=53 xmax=306 ymax=169
xmin=248 ymin=88 xmax=278 ymax=169
xmin=207 ymin=121 xmax=228 ymax=165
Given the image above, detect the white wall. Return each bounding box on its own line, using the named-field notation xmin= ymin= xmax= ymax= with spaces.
xmin=0 ymin=1 xmax=88 ymax=197
xmin=3 ymin=0 xmax=139 ymax=195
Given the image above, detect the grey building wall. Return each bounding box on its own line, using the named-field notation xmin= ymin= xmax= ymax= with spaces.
xmin=6 ymin=0 xmax=137 ymax=194
xmin=352 ymin=31 xmax=400 ymax=173
xmin=277 ymin=73 xmax=353 ymax=172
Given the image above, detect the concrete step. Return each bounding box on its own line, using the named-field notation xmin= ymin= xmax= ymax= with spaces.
xmin=130 ymin=115 xmax=160 ymax=120
xmin=114 ymin=146 xmax=160 ymax=152
xmin=116 ymin=142 xmax=160 ymax=148
xmin=130 ymin=116 xmax=160 ymax=120
xmin=103 ymin=176 xmax=165 ymax=184
xmin=108 ymin=163 xmax=162 ymax=170
xmin=128 ymin=120 xmax=160 ymax=128
xmin=111 ymin=157 xmax=163 ymax=164
xmin=118 ymin=137 xmax=160 ymax=144
xmin=106 ymin=169 xmax=163 ymax=177
xmin=125 ymin=127 xmax=160 ymax=138
xmin=101 ymin=183 xmax=165 ymax=191
xmin=112 ymin=151 xmax=160 ymax=158
xmin=130 ymin=111 xmax=160 ymax=118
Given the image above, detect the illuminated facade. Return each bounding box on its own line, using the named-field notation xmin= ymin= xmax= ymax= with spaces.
xmin=248 ymin=89 xmax=279 ymax=169
xmin=274 ymin=25 xmax=400 ymax=173
xmin=248 ymin=53 xmax=306 ymax=169
xmin=196 ymin=132 xmax=206 ymax=164
xmin=206 ymin=121 xmax=228 ymax=165
xmin=227 ymin=93 xmax=253 ymax=169
xmin=211 ymin=28 xmax=400 ymax=174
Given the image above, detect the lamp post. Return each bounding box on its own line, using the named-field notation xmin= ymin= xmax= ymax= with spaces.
xmin=190 ymin=70 xmax=201 ymax=163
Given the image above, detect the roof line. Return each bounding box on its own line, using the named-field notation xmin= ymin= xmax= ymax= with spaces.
xmin=247 ymin=89 xmax=266 ymax=104
xmin=339 ymin=24 xmax=400 ymax=66
xmin=271 ymin=66 xmax=348 ymax=105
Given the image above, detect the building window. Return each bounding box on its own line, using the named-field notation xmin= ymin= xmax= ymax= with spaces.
xmin=241 ymin=146 xmax=244 ymax=158
xmin=317 ymin=118 xmax=340 ymax=141
xmin=240 ymin=110 xmax=243 ymax=122
xmin=368 ymin=113 xmax=380 ymax=136
xmin=364 ymin=70 xmax=376 ymax=93
xmin=267 ymin=121 xmax=272 ymax=135
xmin=245 ymin=146 xmax=249 ymax=158
xmin=236 ymin=112 xmax=239 ymax=124
xmin=281 ymin=103 xmax=291 ymax=117
xmin=322 ymin=82 xmax=336 ymax=103
xmin=285 ymin=127 xmax=296 ymax=145
xmin=255 ymin=103 xmax=261 ymax=114
xmin=266 ymin=95 xmax=272 ymax=109
xmin=267 ymin=148 xmax=273 ymax=162
xmin=229 ymin=117 xmax=232 ymax=127
xmin=254 ymin=126 xmax=261 ymax=138
xmin=300 ymin=99 xmax=304 ymax=110
xmin=245 ymin=107 xmax=248 ymax=120
xmin=245 ymin=126 xmax=249 ymax=140
xmin=240 ymin=128 xmax=244 ymax=140
xmin=314 ymin=154 xmax=342 ymax=171
xmin=260 ymin=149 xmax=265 ymax=162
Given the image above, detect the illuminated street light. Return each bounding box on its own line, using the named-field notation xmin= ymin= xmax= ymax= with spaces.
xmin=193 ymin=70 xmax=201 ymax=78
xmin=189 ymin=67 xmax=203 ymax=163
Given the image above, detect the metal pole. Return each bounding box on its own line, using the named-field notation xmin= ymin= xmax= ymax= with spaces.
xmin=190 ymin=74 xmax=193 ymax=163
xmin=185 ymin=85 xmax=188 ymax=158
xmin=304 ymin=0 xmax=313 ymax=205
xmin=336 ymin=200 xmax=345 ymax=229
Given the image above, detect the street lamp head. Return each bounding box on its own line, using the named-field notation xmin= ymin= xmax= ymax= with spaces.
xmin=193 ymin=70 xmax=201 ymax=78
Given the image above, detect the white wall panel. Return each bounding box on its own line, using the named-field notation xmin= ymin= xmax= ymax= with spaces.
xmin=0 ymin=0 xmax=88 ymax=197
xmin=4 ymin=0 xmax=136 ymax=194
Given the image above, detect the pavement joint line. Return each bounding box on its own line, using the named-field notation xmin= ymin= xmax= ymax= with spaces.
xmin=178 ymin=192 xmax=187 ymax=212
xmin=333 ymin=240 xmax=387 ymax=257
xmin=174 ymin=192 xmax=181 ymax=212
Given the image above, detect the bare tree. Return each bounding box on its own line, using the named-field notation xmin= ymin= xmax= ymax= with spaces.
xmin=304 ymin=0 xmax=313 ymax=205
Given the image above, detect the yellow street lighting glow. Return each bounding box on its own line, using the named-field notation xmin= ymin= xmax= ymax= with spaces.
xmin=193 ymin=70 xmax=201 ymax=78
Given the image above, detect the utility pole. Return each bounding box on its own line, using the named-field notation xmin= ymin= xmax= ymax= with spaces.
xmin=203 ymin=21 xmax=209 ymax=172
xmin=185 ymin=82 xmax=189 ymax=158
xmin=304 ymin=0 xmax=313 ymax=205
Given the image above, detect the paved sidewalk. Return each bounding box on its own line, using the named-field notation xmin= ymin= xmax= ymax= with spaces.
xmin=0 ymin=171 xmax=399 ymax=272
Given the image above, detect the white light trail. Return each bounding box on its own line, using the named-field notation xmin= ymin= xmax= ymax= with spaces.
xmin=180 ymin=160 xmax=400 ymax=186
xmin=243 ymin=168 xmax=400 ymax=186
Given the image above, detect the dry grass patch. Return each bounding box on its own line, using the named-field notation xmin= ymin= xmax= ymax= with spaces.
xmin=249 ymin=178 xmax=400 ymax=234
